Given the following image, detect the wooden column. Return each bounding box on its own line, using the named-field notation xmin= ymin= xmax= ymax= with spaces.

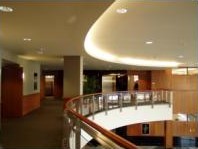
xmin=164 ymin=120 xmax=173 ymax=148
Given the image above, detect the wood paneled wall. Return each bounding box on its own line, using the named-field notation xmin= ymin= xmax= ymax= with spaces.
xmin=173 ymin=90 xmax=198 ymax=114
xmin=151 ymin=70 xmax=198 ymax=114
xmin=126 ymin=69 xmax=198 ymax=145
xmin=127 ymin=70 xmax=151 ymax=90
xmin=2 ymin=64 xmax=41 ymax=117
xmin=173 ymin=121 xmax=198 ymax=137
xmin=151 ymin=69 xmax=172 ymax=90
xmin=164 ymin=121 xmax=173 ymax=148
xmin=22 ymin=93 xmax=40 ymax=116
xmin=54 ymin=70 xmax=63 ymax=98
xmin=40 ymin=75 xmax=45 ymax=100
xmin=127 ymin=121 xmax=198 ymax=137
xmin=127 ymin=122 xmax=165 ymax=136
xmin=2 ymin=65 xmax=23 ymax=117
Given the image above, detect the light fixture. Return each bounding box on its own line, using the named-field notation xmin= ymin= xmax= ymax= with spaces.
xmin=119 ymin=57 xmax=179 ymax=67
xmin=0 ymin=6 xmax=13 ymax=12
xmin=84 ymin=31 xmax=180 ymax=67
xmin=23 ymin=38 xmax=32 ymax=41
xmin=145 ymin=41 xmax=153 ymax=45
xmin=37 ymin=51 xmax=43 ymax=55
xmin=22 ymin=73 xmax=25 ymax=80
xmin=45 ymin=75 xmax=54 ymax=79
xmin=178 ymin=55 xmax=184 ymax=58
xmin=37 ymin=48 xmax=44 ymax=54
xmin=84 ymin=5 xmax=179 ymax=68
xmin=116 ymin=8 xmax=127 ymax=14
xmin=172 ymin=68 xmax=187 ymax=75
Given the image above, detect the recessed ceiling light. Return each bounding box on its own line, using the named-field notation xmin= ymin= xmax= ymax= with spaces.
xmin=23 ymin=38 xmax=32 ymax=41
xmin=145 ymin=41 xmax=153 ymax=45
xmin=0 ymin=6 xmax=13 ymax=12
xmin=37 ymin=50 xmax=43 ymax=55
xmin=37 ymin=48 xmax=44 ymax=54
xmin=116 ymin=8 xmax=127 ymax=14
xmin=178 ymin=55 xmax=184 ymax=58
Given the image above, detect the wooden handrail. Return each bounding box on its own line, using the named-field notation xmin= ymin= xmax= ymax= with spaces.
xmin=64 ymin=90 xmax=172 ymax=148
xmin=67 ymin=108 xmax=138 ymax=149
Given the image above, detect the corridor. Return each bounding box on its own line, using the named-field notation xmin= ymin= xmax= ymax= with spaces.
xmin=1 ymin=98 xmax=63 ymax=149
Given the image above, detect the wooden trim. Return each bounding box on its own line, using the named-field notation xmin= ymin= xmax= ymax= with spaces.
xmin=22 ymin=93 xmax=40 ymax=115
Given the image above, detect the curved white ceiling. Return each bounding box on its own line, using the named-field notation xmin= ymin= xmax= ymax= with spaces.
xmin=84 ymin=0 xmax=198 ymax=68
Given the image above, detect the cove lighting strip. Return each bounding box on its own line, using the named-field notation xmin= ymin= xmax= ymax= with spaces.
xmin=84 ymin=31 xmax=180 ymax=68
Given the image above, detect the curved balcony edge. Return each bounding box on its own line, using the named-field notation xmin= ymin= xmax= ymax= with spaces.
xmin=63 ymin=90 xmax=173 ymax=149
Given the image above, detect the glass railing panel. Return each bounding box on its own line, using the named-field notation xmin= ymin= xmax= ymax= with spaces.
xmin=63 ymin=90 xmax=173 ymax=149
xmin=81 ymin=96 xmax=90 ymax=116
xmin=108 ymin=94 xmax=119 ymax=109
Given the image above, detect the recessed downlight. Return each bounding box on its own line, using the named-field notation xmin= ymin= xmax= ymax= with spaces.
xmin=37 ymin=48 xmax=44 ymax=54
xmin=178 ymin=55 xmax=184 ymax=58
xmin=0 ymin=6 xmax=13 ymax=12
xmin=37 ymin=48 xmax=44 ymax=55
xmin=116 ymin=8 xmax=127 ymax=14
xmin=23 ymin=38 xmax=32 ymax=41
xmin=145 ymin=41 xmax=153 ymax=45
xmin=37 ymin=51 xmax=43 ymax=55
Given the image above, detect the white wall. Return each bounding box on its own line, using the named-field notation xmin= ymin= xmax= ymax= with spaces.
xmin=1 ymin=49 xmax=18 ymax=63
xmin=0 ymin=49 xmax=41 ymax=96
xmin=18 ymin=58 xmax=40 ymax=95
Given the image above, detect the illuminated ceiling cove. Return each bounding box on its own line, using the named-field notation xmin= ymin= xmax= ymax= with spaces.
xmin=84 ymin=0 xmax=198 ymax=68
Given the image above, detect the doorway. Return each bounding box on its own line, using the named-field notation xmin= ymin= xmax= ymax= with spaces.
xmin=1 ymin=60 xmax=23 ymax=118
xmin=44 ymin=75 xmax=55 ymax=97
xmin=102 ymin=75 xmax=116 ymax=93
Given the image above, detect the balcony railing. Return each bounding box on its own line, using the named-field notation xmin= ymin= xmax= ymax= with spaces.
xmin=63 ymin=90 xmax=172 ymax=149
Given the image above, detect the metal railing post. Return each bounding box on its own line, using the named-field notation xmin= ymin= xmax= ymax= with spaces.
xmin=157 ymin=91 xmax=160 ymax=102
xmin=165 ymin=90 xmax=168 ymax=103
xmin=75 ymin=119 xmax=81 ymax=149
xmin=102 ymin=94 xmax=105 ymax=111
xmin=105 ymin=95 xmax=108 ymax=115
xmin=161 ymin=90 xmax=164 ymax=102
xmin=97 ymin=95 xmax=100 ymax=111
xmin=151 ymin=91 xmax=154 ymax=108
xmin=135 ymin=92 xmax=138 ymax=110
xmin=62 ymin=111 xmax=71 ymax=149
xmin=119 ymin=93 xmax=123 ymax=112
xmin=64 ymin=90 xmax=173 ymax=149
xmin=92 ymin=95 xmax=95 ymax=120
xmin=80 ymin=97 xmax=83 ymax=115
xmin=169 ymin=91 xmax=173 ymax=107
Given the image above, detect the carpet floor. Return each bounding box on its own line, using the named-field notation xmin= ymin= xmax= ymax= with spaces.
xmin=1 ymin=97 xmax=63 ymax=149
